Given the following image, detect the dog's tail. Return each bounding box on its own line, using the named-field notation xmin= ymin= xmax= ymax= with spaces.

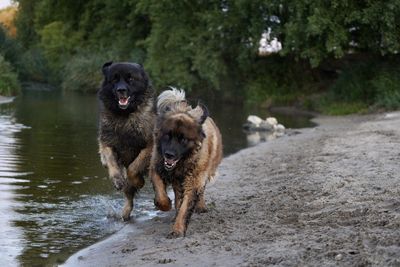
xmin=157 ymin=87 xmax=186 ymax=114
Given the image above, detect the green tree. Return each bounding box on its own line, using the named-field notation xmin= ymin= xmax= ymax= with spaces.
xmin=0 ymin=54 xmax=21 ymax=96
xmin=12 ymin=0 xmax=400 ymax=110
xmin=39 ymin=21 xmax=81 ymax=73
xmin=281 ymin=0 xmax=400 ymax=66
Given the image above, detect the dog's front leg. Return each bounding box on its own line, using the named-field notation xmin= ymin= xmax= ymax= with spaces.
xmin=168 ymin=187 xmax=198 ymax=238
xmin=121 ymin=185 xmax=137 ymax=221
xmin=151 ymin=170 xmax=171 ymax=212
xmin=99 ymin=142 xmax=127 ymax=190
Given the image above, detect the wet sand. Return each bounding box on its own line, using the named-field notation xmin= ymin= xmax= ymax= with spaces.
xmin=63 ymin=112 xmax=400 ymax=267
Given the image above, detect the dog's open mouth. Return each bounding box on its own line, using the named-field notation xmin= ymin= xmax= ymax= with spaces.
xmin=118 ymin=96 xmax=131 ymax=109
xmin=164 ymin=158 xmax=179 ymax=170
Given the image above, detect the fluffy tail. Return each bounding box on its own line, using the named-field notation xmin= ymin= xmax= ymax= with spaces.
xmin=157 ymin=87 xmax=186 ymax=114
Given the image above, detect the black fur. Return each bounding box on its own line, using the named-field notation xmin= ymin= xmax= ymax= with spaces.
xmin=99 ymin=62 xmax=152 ymax=116
xmin=98 ymin=61 xmax=156 ymax=220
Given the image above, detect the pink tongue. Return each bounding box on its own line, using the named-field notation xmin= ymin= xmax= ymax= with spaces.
xmin=166 ymin=159 xmax=176 ymax=165
xmin=119 ymin=98 xmax=128 ymax=105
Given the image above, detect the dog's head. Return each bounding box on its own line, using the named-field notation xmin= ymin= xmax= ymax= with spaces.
xmin=156 ymin=104 xmax=208 ymax=171
xmin=99 ymin=61 xmax=152 ymax=114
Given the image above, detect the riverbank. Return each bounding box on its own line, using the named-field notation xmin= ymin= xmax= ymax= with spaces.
xmin=63 ymin=112 xmax=400 ymax=267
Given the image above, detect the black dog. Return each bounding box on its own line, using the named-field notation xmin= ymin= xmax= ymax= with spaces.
xmin=98 ymin=61 xmax=155 ymax=221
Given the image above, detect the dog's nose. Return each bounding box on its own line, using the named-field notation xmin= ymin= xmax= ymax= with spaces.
xmin=164 ymin=151 xmax=175 ymax=159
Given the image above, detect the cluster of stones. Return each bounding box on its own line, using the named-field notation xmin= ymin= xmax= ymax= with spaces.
xmin=243 ymin=115 xmax=285 ymax=133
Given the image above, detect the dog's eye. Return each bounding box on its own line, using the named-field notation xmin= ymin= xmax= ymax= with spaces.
xmin=128 ymin=76 xmax=135 ymax=83
xmin=162 ymin=133 xmax=170 ymax=140
xmin=180 ymin=136 xmax=188 ymax=144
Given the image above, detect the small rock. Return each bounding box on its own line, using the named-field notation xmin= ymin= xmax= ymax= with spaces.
xmin=247 ymin=115 xmax=263 ymax=127
xmin=335 ymin=254 xmax=343 ymax=261
xmin=158 ymin=258 xmax=174 ymax=264
xmin=259 ymin=121 xmax=274 ymax=131
xmin=274 ymin=124 xmax=285 ymax=132
xmin=266 ymin=117 xmax=278 ymax=126
xmin=247 ymin=132 xmax=261 ymax=146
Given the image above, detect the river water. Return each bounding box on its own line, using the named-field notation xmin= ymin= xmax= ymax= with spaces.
xmin=0 ymin=85 xmax=314 ymax=266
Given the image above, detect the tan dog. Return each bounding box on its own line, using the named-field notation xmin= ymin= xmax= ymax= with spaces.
xmin=150 ymin=88 xmax=222 ymax=237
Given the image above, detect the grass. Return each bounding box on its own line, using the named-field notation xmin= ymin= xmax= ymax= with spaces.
xmin=316 ymin=100 xmax=369 ymax=115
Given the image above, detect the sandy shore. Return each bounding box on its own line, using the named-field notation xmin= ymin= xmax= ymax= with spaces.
xmin=63 ymin=112 xmax=400 ymax=267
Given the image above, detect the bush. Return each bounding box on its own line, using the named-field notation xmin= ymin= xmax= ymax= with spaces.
xmin=39 ymin=21 xmax=82 ymax=80
xmin=16 ymin=47 xmax=50 ymax=82
xmin=0 ymin=54 xmax=20 ymax=96
xmin=327 ymin=60 xmax=400 ymax=112
xmin=371 ymin=68 xmax=400 ymax=110
xmin=61 ymin=53 xmax=103 ymax=93
xmin=329 ymin=62 xmax=376 ymax=103
xmin=62 ymin=50 xmax=123 ymax=93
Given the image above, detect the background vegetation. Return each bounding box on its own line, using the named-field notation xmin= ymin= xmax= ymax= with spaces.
xmin=0 ymin=0 xmax=399 ymax=113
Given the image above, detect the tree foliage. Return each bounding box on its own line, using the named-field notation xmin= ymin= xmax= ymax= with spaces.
xmin=11 ymin=0 xmax=400 ymax=104
xmin=0 ymin=54 xmax=20 ymax=96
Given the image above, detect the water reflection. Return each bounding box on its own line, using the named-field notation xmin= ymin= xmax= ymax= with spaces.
xmin=0 ymin=113 xmax=29 ymax=266
xmin=0 ymin=89 xmax=138 ymax=266
xmin=206 ymin=101 xmax=314 ymax=154
xmin=245 ymin=131 xmax=285 ymax=146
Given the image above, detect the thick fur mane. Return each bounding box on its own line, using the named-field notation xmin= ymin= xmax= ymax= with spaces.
xmin=157 ymin=87 xmax=207 ymax=123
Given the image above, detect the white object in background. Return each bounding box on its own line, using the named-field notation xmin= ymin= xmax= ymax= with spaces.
xmin=247 ymin=115 xmax=263 ymax=127
xmin=258 ymin=27 xmax=282 ymax=56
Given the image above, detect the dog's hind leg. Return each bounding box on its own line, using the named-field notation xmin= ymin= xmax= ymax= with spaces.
xmin=121 ymin=185 xmax=137 ymax=221
xmin=172 ymin=181 xmax=183 ymax=211
xmin=195 ymin=186 xmax=208 ymax=213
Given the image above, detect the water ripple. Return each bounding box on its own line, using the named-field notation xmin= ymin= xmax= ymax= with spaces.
xmin=0 ymin=115 xmax=30 ymax=266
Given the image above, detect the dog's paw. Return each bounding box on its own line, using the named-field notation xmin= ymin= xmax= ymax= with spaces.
xmin=112 ymin=175 xmax=128 ymax=191
xmin=154 ymin=197 xmax=172 ymax=211
xmin=121 ymin=213 xmax=131 ymax=222
xmin=166 ymin=230 xmax=184 ymax=239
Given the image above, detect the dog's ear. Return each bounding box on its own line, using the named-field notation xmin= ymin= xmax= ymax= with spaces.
xmin=131 ymin=63 xmax=150 ymax=88
xmin=102 ymin=61 xmax=113 ymax=77
xmin=199 ymin=103 xmax=209 ymax=124
xmin=189 ymin=102 xmax=209 ymax=125
xmin=141 ymin=68 xmax=150 ymax=88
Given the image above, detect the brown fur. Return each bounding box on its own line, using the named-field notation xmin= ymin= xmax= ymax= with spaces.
xmin=150 ymin=90 xmax=222 ymax=237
